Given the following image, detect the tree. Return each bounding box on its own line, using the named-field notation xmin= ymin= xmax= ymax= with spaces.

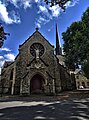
xmin=62 ymin=21 xmax=83 ymax=69
xmin=44 ymin=0 xmax=72 ymax=10
xmin=62 ymin=7 xmax=89 ymax=78
xmin=82 ymin=59 xmax=89 ymax=79
xmin=0 ymin=23 xmax=10 ymax=48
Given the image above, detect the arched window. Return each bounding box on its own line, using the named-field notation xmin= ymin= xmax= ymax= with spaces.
xmin=10 ymin=69 xmax=14 ymax=80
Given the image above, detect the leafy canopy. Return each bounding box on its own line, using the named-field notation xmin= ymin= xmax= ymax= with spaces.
xmin=62 ymin=7 xmax=89 ymax=78
xmin=44 ymin=0 xmax=72 ymax=10
xmin=0 ymin=24 xmax=10 ymax=48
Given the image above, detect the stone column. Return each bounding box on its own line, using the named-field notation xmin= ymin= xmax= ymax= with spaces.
xmin=20 ymin=80 xmax=23 ymax=95
xmin=28 ymin=77 xmax=30 ymax=95
xmin=11 ymin=64 xmax=16 ymax=95
xmin=53 ymin=79 xmax=55 ymax=94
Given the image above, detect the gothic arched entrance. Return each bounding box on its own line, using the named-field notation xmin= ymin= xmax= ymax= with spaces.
xmin=30 ymin=74 xmax=45 ymax=94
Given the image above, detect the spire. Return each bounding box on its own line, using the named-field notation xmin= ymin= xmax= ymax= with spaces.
xmin=55 ymin=24 xmax=62 ymax=55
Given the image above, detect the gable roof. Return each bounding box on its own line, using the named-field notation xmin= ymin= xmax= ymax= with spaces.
xmin=19 ymin=30 xmax=54 ymax=49
xmin=3 ymin=61 xmax=13 ymax=68
xmin=74 ymin=69 xmax=83 ymax=74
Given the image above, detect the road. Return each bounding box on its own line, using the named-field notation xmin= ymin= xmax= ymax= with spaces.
xmin=0 ymin=91 xmax=89 ymax=120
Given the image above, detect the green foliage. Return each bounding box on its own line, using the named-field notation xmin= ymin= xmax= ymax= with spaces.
xmin=82 ymin=59 xmax=89 ymax=79
xmin=0 ymin=24 xmax=10 ymax=48
xmin=62 ymin=22 xmax=83 ymax=69
xmin=62 ymin=7 xmax=89 ymax=78
xmin=44 ymin=0 xmax=72 ymax=10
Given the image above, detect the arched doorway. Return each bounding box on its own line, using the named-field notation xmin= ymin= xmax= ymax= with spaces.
xmin=30 ymin=74 xmax=45 ymax=94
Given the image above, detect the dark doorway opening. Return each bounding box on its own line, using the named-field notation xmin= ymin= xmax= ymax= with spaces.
xmin=30 ymin=74 xmax=45 ymax=94
xmin=82 ymin=82 xmax=86 ymax=88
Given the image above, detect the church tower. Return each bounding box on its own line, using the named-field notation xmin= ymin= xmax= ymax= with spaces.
xmin=55 ymin=24 xmax=62 ymax=55
xmin=55 ymin=24 xmax=65 ymax=66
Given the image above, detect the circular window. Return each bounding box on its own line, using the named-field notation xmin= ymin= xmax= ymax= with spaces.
xmin=30 ymin=43 xmax=44 ymax=57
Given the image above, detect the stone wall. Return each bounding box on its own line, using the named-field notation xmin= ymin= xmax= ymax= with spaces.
xmin=0 ymin=62 xmax=14 ymax=94
xmin=0 ymin=30 xmax=73 ymax=95
xmin=17 ymin=31 xmax=61 ymax=95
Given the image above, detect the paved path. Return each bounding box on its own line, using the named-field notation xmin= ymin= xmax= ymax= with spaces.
xmin=0 ymin=91 xmax=89 ymax=120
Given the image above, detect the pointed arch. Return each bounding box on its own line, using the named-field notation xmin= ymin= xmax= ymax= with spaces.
xmin=30 ymin=73 xmax=45 ymax=94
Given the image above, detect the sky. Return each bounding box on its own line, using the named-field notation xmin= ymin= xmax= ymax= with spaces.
xmin=0 ymin=0 xmax=89 ymax=71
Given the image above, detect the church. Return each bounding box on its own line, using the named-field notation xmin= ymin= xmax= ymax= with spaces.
xmin=0 ymin=26 xmax=75 ymax=95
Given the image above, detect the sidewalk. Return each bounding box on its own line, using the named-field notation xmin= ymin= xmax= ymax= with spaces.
xmin=0 ymin=90 xmax=89 ymax=101
xmin=0 ymin=90 xmax=89 ymax=120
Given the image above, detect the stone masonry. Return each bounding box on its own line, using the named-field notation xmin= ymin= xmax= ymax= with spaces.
xmin=0 ymin=29 xmax=73 ymax=95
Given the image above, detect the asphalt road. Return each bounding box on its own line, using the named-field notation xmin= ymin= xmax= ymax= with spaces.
xmin=0 ymin=92 xmax=89 ymax=120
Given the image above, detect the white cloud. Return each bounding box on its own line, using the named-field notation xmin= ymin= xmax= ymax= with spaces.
xmin=9 ymin=10 xmax=21 ymax=23
xmin=0 ymin=60 xmax=5 ymax=74
xmin=49 ymin=5 xmax=61 ymax=17
xmin=36 ymin=4 xmax=52 ymax=28
xmin=65 ymin=0 xmax=79 ymax=8
xmin=35 ymin=0 xmax=80 ymax=28
xmin=35 ymin=22 xmax=41 ymax=28
xmin=0 ymin=49 xmax=15 ymax=74
xmin=0 ymin=0 xmax=79 ymax=25
xmin=7 ymin=0 xmax=19 ymax=7
xmin=8 ymin=0 xmax=32 ymax=8
xmin=0 ymin=1 xmax=13 ymax=24
xmin=48 ymin=29 xmax=51 ymax=32
xmin=4 ymin=53 xmax=15 ymax=61
xmin=35 ymin=0 xmax=39 ymax=3
xmin=0 ymin=56 xmax=4 ymax=60
xmin=0 ymin=47 xmax=11 ymax=52
xmin=0 ymin=68 xmax=1 ymax=74
xmin=35 ymin=16 xmax=50 ymax=28
xmin=48 ymin=25 xmax=54 ymax=32
xmin=38 ymin=5 xmax=48 ymax=13
xmin=39 ymin=16 xmax=49 ymax=23
xmin=0 ymin=60 xmax=5 ymax=68
xmin=0 ymin=1 xmax=21 ymax=24
xmin=23 ymin=0 xmax=32 ymax=9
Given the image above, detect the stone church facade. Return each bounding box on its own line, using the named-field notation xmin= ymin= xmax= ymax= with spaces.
xmin=0 ymin=28 xmax=74 ymax=95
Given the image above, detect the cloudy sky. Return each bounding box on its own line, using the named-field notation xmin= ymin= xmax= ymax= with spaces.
xmin=0 ymin=0 xmax=89 ymax=71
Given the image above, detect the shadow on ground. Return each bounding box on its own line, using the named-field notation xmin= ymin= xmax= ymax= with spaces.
xmin=0 ymin=91 xmax=89 ymax=120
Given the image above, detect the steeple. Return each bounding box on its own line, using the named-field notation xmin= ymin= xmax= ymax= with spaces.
xmin=55 ymin=24 xmax=62 ymax=55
